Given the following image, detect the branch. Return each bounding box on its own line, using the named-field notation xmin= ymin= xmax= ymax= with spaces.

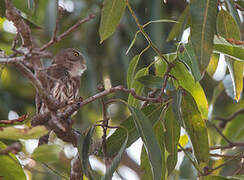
xmin=0 ymin=142 xmax=21 ymax=155
xmin=0 ymin=114 xmax=28 ymax=125
xmin=214 ymin=108 xmax=244 ymax=128
xmin=40 ymin=14 xmax=95 ymax=51
xmin=5 ymin=0 xmax=32 ymax=48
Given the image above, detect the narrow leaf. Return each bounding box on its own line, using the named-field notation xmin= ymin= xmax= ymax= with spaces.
xmin=141 ymin=121 xmax=166 ymax=180
xmin=0 ymin=126 xmax=48 ymax=140
xmin=172 ymin=90 xmax=184 ymax=127
xmin=190 ymin=0 xmax=217 ymax=74
xmin=225 ymin=0 xmax=241 ymax=25
xmin=170 ymin=61 xmax=208 ymax=119
xmin=126 ymin=32 xmax=139 ymax=55
xmin=105 ymin=104 xmax=164 ymax=157
xmin=204 ymin=175 xmax=231 ymax=180
xmin=129 ymin=106 xmax=162 ymax=180
xmin=128 ymin=67 xmax=148 ymax=108
xmin=99 ymin=0 xmax=126 ymax=43
xmin=178 ymin=43 xmax=202 ymax=81
xmin=182 ymin=92 xmax=209 ymax=164
xmin=216 ymin=9 xmax=243 ymax=102
xmin=167 ymin=5 xmax=190 ymax=41
xmin=206 ymin=53 xmax=219 ymax=77
xmin=102 ymin=127 xmax=128 ymax=180
xmin=164 ymin=105 xmax=180 ymax=175
xmin=137 ymin=75 xmax=164 ymax=89
xmin=127 ymin=55 xmax=140 ymax=89
xmin=0 ymin=141 xmax=26 ymax=180
xmin=81 ymin=127 xmax=95 ymax=179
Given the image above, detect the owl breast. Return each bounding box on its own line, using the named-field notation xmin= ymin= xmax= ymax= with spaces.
xmin=40 ymin=78 xmax=79 ymax=115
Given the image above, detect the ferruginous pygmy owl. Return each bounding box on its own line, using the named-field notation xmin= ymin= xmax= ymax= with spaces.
xmin=36 ymin=48 xmax=86 ymax=144
xmin=37 ymin=48 xmax=86 ymax=114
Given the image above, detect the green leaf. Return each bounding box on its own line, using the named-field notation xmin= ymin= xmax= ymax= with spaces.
xmin=141 ymin=121 xmax=166 ymax=180
xmin=225 ymin=0 xmax=241 ymax=26
xmin=0 ymin=2 xmax=5 ymax=17
xmin=178 ymin=43 xmax=202 ymax=81
xmin=216 ymin=9 xmax=243 ymax=102
xmin=137 ymin=75 xmax=164 ymax=89
xmin=164 ymin=105 xmax=180 ymax=175
xmin=167 ymin=5 xmax=190 ymax=41
xmin=31 ymin=144 xmax=62 ymax=163
xmin=162 ymin=52 xmax=177 ymax=63
xmin=0 ymin=141 xmax=26 ymax=180
xmin=155 ymin=56 xmax=167 ymax=77
xmin=105 ymin=104 xmax=164 ymax=157
xmin=129 ymin=106 xmax=162 ymax=180
xmin=213 ymin=38 xmax=244 ymax=62
xmin=172 ymin=90 xmax=184 ymax=127
xmin=126 ymin=32 xmax=139 ymax=55
xmin=127 ymin=55 xmax=140 ymax=89
xmin=170 ymin=61 xmax=208 ymax=119
xmin=0 ymin=126 xmax=48 ymax=140
xmin=182 ymin=92 xmax=209 ymax=164
xmin=179 ymin=154 xmax=197 ymax=180
xmin=190 ymin=0 xmax=217 ymax=74
xmin=128 ymin=67 xmax=148 ymax=108
xmin=81 ymin=127 xmax=95 ymax=179
xmin=99 ymin=0 xmax=126 ymax=43
xmin=206 ymin=53 xmax=219 ymax=77
xmin=102 ymin=127 xmax=128 ymax=180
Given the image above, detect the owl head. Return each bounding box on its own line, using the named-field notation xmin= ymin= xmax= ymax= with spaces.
xmin=53 ymin=48 xmax=87 ymax=77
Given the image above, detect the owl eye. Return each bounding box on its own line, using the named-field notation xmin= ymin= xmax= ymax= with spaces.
xmin=73 ymin=52 xmax=79 ymax=57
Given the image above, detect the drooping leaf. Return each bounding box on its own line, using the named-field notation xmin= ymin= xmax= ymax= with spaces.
xmin=102 ymin=127 xmax=128 ymax=180
xmin=155 ymin=56 xmax=167 ymax=77
xmin=81 ymin=127 xmax=95 ymax=179
xmin=206 ymin=53 xmax=219 ymax=77
xmin=0 ymin=141 xmax=26 ymax=180
xmin=164 ymin=105 xmax=180 ymax=175
xmin=31 ymin=144 xmax=62 ymax=163
xmin=99 ymin=0 xmax=126 ymax=43
xmin=225 ymin=0 xmax=241 ymax=26
xmin=172 ymin=90 xmax=184 ymax=127
xmin=128 ymin=67 xmax=148 ymax=108
xmin=170 ymin=61 xmax=208 ymax=119
xmin=179 ymin=154 xmax=197 ymax=180
xmin=216 ymin=9 xmax=243 ymax=102
xmin=190 ymin=0 xmax=217 ymax=74
xmin=182 ymin=92 xmax=209 ymax=164
xmin=126 ymin=32 xmax=139 ymax=55
xmin=129 ymin=106 xmax=162 ymax=180
xmin=0 ymin=126 xmax=48 ymax=140
xmin=178 ymin=42 xmax=202 ymax=81
xmin=167 ymin=5 xmax=190 ymax=41
xmin=141 ymin=120 xmax=166 ymax=180
xmin=127 ymin=55 xmax=140 ymax=89
xmin=105 ymin=104 xmax=164 ymax=157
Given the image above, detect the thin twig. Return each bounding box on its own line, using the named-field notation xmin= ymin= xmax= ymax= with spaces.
xmin=178 ymin=144 xmax=203 ymax=176
xmin=40 ymin=14 xmax=95 ymax=51
xmin=207 ymin=121 xmax=233 ymax=145
xmin=125 ymin=0 xmax=169 ymax=65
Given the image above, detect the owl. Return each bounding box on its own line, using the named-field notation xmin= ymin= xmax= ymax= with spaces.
xmin=36 ymin=48 xmax=86 ymax=144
